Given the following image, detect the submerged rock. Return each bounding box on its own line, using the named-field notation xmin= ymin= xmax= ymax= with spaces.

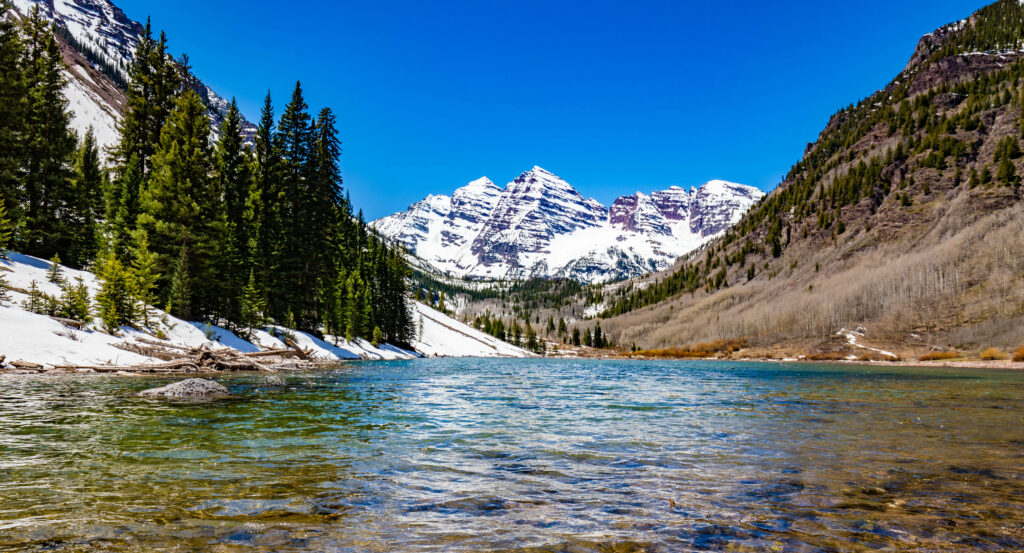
xmin=138 ymin=378 xmax=230 ymax=398
xmin=260 ymin=375 xmax=286 ymax=387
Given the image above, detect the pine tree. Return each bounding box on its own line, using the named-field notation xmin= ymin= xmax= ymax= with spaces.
xmin=238 ymin=269 xmax=267 ymax=339
xmin=0 ymin=201 xmax=10 ymax=260
xmin=252 ymin=92 xmax=282 ymax=318
xmin=216 ymin=98 xmax=251 ymax=320
xmin=276 ymin=82 xmax=315 ymax=328
xmin=166 ymin=248 xmax=191 ymax=320
xmin=108 ymin=21 xmax=180 ymax=259
xmin=0 ymin=0 xmax=27 ymax=229
xmin=0 ymin=271 xmax=8 ymax=305
xmin=108 ymin=154 xmax=143 ymax=259
xmin=571 ymin=327 xmax=581 ymax=347
xmin=95 ymin=253 xmax=135 ymax=334
xmin=593 ymin=322 xmax=604 ymax=349
xmin=69 ymin=129 xmax=104 ymax=266
xmin=46 ymin=253 xmax=63 ymax=285
xmin=22 ymin=280 xmax=45 ymax=314
xmin=57 ymin=276 xmax=91 ymax=322
xmin=345 ymin=273 xmax=363 ymax=341
xmin=359 ymin=284 xmax=373 ymax=339
xmin=131 ymin=231 xmax=159 ymax=329
xmin=137 ymin=90 xmax=226 ymax=321
xmin=306 ymin=106 xmax=343 ymax=330
xmin=996 ymin=155 xmax=1020 ymax=187
xmin=525 ymin=323 xmax=539 ymax=353
xmin=19 ymin=8 xmax=77 ymax=259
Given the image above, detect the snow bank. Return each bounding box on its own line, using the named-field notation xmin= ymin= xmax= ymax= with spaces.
xmin=411 ymin=302 xmax=531 ymax=358
xmin=0 ymin=252 xmax=527 ymax=368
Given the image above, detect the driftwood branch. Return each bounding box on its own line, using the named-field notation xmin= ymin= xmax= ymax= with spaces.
xmin=284 ymin=338 xmax=312 ymax=361
xmin=50 ymin=316 xmax=85 ymax=329
xmin=2 ymin=330 xmax=332 ymax=374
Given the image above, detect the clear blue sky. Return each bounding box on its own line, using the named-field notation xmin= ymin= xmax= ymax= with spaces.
xmin=115 ymin=0 xmax=985 ymax=219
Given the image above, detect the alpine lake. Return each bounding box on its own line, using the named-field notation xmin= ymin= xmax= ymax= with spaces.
xmin=1 ymin=358 xmax=1023 ymax=552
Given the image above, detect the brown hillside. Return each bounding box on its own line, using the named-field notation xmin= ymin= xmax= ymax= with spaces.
xmin=601 ymin=0 xmax=1024 ymax=357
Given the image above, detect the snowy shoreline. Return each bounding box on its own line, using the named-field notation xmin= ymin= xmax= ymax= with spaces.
xmin=0 ymin=253 xmax=529 ymax=373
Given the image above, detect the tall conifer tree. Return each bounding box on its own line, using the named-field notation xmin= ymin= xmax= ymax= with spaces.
xmin=68 ymin=128 xmax=104 ymax=266
xmin=19 ymin=7 xmax=76 ymax=260
xmin=215 ymin=98 xmax=251 ymax=320
xmin=108 ymin=21 xmax=180 ymax=258
xmin=0 ymin=0 xmax=26 ymax=227
xmin=137 ymin=90 xmax=225 ymax=320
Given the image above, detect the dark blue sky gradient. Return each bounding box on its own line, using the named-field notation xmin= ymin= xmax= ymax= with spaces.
xmin=113 ymin=0 xmax=985 ymax=218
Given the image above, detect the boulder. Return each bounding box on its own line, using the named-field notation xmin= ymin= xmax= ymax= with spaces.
xmin=138 ymin=378 xmax=230 ymax=398
xmin=260 ymin=375 xmax=286 ymax=387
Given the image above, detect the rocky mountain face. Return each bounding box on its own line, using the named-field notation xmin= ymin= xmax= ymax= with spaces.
xmin=373 ymin=167 xmax=763 ymax=283
xmin=9 ymin=0 xmax=255 ymax=155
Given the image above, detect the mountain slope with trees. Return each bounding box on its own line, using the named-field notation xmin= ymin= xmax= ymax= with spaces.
xmin=598 ymin=0 xmax=1024 ymax=356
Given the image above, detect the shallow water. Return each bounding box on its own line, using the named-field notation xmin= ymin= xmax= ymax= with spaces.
xmin=1 ymin=359 xmax=1023 ymax=552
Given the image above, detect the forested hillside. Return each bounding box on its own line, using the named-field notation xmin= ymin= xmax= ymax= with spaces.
xmin=600 ymin=0 xmax=1024 ymax=355
xmin=0 ymin=2 xmax=413 ymax=346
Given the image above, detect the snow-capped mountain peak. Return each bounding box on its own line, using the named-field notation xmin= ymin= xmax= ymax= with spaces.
xmin=373 ymin=169 xmax=764 ymax=283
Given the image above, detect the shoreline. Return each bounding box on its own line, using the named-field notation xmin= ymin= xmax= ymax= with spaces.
xmin=554 ymin=350 xmax=1024 ymax=371
xmin=4 ymin=353 xmax=1023 ymax=377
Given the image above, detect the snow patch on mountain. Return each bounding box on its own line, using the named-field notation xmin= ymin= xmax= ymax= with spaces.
xmin=374 ymin=167 xmax=764 ymax=283
xmin=63 ymin=68 xmax=120 ymax=152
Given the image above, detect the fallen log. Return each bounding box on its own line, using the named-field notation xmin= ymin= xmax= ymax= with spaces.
xmin=50 ymin=316 xmax=85 ymax=329
xmin=243 ymin=349 xmax=300 ymax=359
xmin=134 ymin=337 xmax=193 ymax=351
xmin=113 ymin=342 xmax=181 ymax=361
xmin=10 ymin=360 xmax=43 ymax=370
xmin=284 ymin=338 xmax=312 ymax=361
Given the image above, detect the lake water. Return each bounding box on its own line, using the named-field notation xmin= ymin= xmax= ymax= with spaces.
xmin=1 ymin=359 xmax=1023 ymax=552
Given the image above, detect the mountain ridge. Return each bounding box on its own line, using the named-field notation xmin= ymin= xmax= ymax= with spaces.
xmin=373 ymin=166 xmax=763 ymax=283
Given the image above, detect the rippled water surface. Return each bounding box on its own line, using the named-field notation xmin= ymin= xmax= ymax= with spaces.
xmin=2 ymin=359 xmax=1024 ymax=552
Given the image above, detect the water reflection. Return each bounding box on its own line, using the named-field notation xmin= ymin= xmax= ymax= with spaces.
xmin=0 ymin=360 xmax=1023 ymax=551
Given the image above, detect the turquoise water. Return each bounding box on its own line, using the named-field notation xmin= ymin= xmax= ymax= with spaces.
xmin=1 ymin=359 xmax=1023 ymax=551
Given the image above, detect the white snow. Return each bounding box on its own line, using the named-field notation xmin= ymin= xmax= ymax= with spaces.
xmin=837 ymin=327 xmax=898 ymax=359
xmin=0 ymin=252 xmax=528 ymax=369
xmin=411 ymin=302 xmax=530 ymax=358
xmin=63 ymin=69 xmax=121 ymax=157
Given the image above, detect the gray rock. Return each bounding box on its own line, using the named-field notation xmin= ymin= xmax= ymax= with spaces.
xmin=260 ymin=375 xmax=286 ymax=387
xmin=138 ymin=378 xmax=230 ymax=398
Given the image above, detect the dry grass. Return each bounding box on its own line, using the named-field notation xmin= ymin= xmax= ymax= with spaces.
xmin=633 ymin=339 xmax=746 ymax=359
xmin=1015 ymin=347 xmax=1024 ymax=362
xmin=804 ymin=352 xmax=848 ymax=361
xmin=919 ymin=351 xmax=961 ymax=361
xmin=980 ymin=347 xmax=1008 ymax=361
xmin=605 ymin=202 xmax=1024 ymax=353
